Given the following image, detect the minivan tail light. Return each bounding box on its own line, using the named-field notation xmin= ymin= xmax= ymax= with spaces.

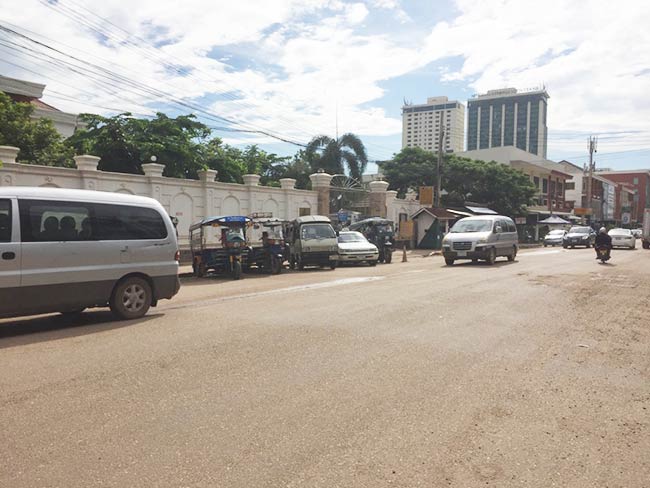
xmin=174 ymin=250 xmax=180 ymax=262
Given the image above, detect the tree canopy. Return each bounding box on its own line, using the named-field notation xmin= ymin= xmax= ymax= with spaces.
xmin=380 ymin=147 xmax=536 ymax=216
xmin=0 ymin=91 xmax=74 ymax=166
xmin=305 ymin=133 xmax=368 ymax=181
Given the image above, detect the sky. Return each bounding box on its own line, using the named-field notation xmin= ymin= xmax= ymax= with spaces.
xmin=1 ymin=0 xmax=650 ymax=172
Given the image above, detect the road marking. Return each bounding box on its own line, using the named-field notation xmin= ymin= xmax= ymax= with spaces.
xmin=164 ymin=277 xmax=385 ymax=310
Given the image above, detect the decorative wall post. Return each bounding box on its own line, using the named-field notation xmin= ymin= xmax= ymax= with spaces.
xmin=309 ymin=172 xmax=332 ymax=216
xmin=74 ymin=154 xmax=100 ymax=191
xmin=142 ymin=162 xmax=165 ymax=200
xmin=279 ymin=178 xmax=296 ymax=220
xmin=198 ymin=169 xmax=218 ymax=218
xmin=0 ymin=146 xmax=19 ymax=165
xmin=386 ymin=190 xmax=398 ymax=223
xmin=368 ymin=180 xmax=390 ymax=217
xmin=243 ymin=174 xmax=261 ymax=215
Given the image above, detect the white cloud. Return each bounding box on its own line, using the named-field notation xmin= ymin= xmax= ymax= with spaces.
xmin=1 ymin=0 xmax=649 ymax=163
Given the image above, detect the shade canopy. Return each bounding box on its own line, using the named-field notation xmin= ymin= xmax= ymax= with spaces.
xmin=538 ymin=215 xmax=570 ymax=225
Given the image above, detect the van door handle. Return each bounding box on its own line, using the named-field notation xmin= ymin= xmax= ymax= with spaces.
xmin=2 ymin=252 xmax=16 ymax=260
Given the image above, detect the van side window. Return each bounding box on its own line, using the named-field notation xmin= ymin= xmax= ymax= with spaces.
xmin=19 ymin=200 xmax=90 ymax=242
xmin=506 ymin=220 xmax=516 ymax=232
xmin=0 ymin=199 xmax=11 ymax=242
xmin=93 ymin=204 xmax=167 ymax=240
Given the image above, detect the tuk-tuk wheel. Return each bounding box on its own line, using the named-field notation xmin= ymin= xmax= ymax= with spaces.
xmin=384 ymin=251 xmax=392 ymax=264
xmin=330 ymin=261 xmax=337 ymax=270
xmin=194 ymin=261 xmax=206 ymax=277
xmin=297 ymin=255 xmax=305 ymax=271
xmin=232 ymin=261 xmax=242 ymax=280
xmin=271 ymin=256 xmax=282 ymax=275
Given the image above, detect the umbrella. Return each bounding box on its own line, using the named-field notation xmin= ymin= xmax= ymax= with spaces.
xmin=538 ymin=215 xmax=570 ymax=225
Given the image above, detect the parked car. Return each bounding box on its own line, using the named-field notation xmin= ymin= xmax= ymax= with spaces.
xmin=608 ymin=228 xmax=636 ymax=249
xmin=337 ymin=231 xmax=379 ymax=265
xmin=631 ymin=228 xmax=642 ymax=239
xmin=543 ymin=229 xmax=566 ymax=247
xmin=563 ymin=226 xmax=596 ymax=248
xmin=442 ymin=215 xmax=518 ymax=266
xmin=0 ymin=187 xmax=180 ymax=320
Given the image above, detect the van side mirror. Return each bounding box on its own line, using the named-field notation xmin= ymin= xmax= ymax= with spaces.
xmin=336 ymin=231 xmax=339 ymax=237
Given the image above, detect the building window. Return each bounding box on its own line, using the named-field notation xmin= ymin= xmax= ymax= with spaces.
xmin=516 ymin=102 xmax=528 ymax=151
xmin=542 ymin=178 xmax=548 ymax=194
xmin=633 ymin=177 xmax=639 ymax=185
xmin=533 ymin=176 xmax=540 ymax=188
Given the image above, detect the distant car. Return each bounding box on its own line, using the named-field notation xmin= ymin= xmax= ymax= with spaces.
xmin=543 ymin=229 xmax=566 ymax=247
xmin=563 ymin=226 xmax=596 ymax=248
xmin=608 ymin=228 xmax=636 ymax=249
xmin=631 ymin=228 xmax=642 ymax=238
xmin=337 ymin=231 xmax=379 ymax=265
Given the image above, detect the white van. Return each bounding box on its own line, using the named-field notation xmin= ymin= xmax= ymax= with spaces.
xmin=0 ymin=187 xmax=180 ymax=320
xmin=442 ymin=215 xmax=519 ymax=265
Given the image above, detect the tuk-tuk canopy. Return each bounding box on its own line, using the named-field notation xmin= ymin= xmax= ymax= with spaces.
xmin=190 ymin=215 xmax=251 ymax=232
xmin=349 ymin=217 xmax=394 ymax=230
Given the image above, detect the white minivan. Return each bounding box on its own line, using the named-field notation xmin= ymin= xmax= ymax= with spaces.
xmin=0 ymin=187 xmax=180 ymax=320
xmin=442 ymin=215 xmax=519 ymax=265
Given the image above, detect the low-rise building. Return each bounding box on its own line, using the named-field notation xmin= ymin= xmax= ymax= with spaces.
xmin=596 ymin=170 xmax=650 ymax=225
xmin=0 ymin=75 xmax=82 ymax=138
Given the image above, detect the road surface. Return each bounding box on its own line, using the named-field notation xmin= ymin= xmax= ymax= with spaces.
xmin=1 ymin=246 xmax=649 ymax=487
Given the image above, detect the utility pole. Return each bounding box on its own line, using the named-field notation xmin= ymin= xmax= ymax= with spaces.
xmin=435 ymin=111 xmax=445 ymax=207
xmin=585 ymin=136 xmax=597 ymax=219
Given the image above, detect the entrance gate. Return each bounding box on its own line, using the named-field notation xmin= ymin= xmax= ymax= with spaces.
xmin=329 ymin=175 xmax=369 ymax=225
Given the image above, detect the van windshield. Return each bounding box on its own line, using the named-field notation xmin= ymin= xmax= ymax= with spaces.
xmin=301 ymin=223 xmax=336 ymax=240
xmin=450 ymin=219 xmax=492 ymax=233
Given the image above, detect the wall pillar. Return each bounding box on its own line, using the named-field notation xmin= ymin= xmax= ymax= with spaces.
xmin=386 ymin=190 xmax=398 ymax=222
xmin=243 ymin=174 xmax=261 ymax=215
xmin=309 ymin=172 xmax=333 ymax=216
xmin=198 ymin=169 xmax=218 ymax=218
xmin=142 ymin=163 xmax=165 ymax=200
xmin=0 ymin=146 xmax=19 ymax=165
xmin=368 ymin=180 xmax=390 ymax=217
xmin=74 ymin=154 xmax=100 ymax=191
xmin=280 ymin=178 xmax=296 ymax=220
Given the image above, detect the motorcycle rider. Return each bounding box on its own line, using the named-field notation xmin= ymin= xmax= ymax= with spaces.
xmin=594 ymin=226 xmax=612 ymax=259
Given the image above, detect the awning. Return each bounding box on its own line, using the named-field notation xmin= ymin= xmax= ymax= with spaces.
xmin=465 ymin=206 xmax=498 ymax=215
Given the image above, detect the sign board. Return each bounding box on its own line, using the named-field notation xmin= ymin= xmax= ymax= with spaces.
xmin=622 ymin=212 xmax=631 ymax=225
xmin=573 ymin=207 xmax=592 ymax=216
xmin=419 ymin=186 xmax=434 ymax=206
xmin=337 ymin=211 xmax=348 ymax=223
xmin=514 ymin=217 xmax=526 ymax=225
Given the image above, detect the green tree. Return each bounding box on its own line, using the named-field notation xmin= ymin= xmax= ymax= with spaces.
xmin=0 ymin=91 xmax=74 ymax=166
xmin=380 ymin=147 xmax=536 ymax=216
xmin=305 ymin=133 xmax=368 ymax=181
xmin=67 ymin=112 xmax=211 ymax=178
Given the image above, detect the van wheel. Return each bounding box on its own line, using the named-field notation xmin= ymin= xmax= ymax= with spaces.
xmin=486 ymin=248 xmax=497 ymax=265
xmin=110 ymin=277 xmax=151 ymax=320
xmin=445 ymin=258 xmax=455 ymax=266
xmin=297 ymin=255 xmax=305 ymax=271
xmin=330 ymin=261 xmax=337 ymax=270
xmin=507 ymin=246 xmax=517 ymax=262
xmin=271 ymin=256 xmax=282 ymax=275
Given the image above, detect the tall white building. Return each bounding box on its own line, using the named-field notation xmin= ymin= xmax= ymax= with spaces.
xmin=401 ymin=96 xmax=465 ymax=153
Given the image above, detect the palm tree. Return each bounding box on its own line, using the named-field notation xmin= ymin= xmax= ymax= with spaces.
xmin=305 ymin=133 xmax=368 ymax=181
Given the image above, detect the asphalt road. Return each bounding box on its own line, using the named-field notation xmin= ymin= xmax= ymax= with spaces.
xmin=1 ymin=246 xmax=649 ymax=487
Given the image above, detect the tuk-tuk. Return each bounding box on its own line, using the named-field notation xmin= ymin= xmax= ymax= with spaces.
xmin=248 ymin=213 xmax=285 ymax=274
xmin=348 ymin=217 xmax=395 ymax=263
xmin=189 ymin=215 xmax=251 ymax=279
xmin=285 ymin=215 xmax=339 ymax=270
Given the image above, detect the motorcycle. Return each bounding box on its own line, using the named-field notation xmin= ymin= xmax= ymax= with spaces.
xmin=595 ymin=245 xmax=611 ymax=264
